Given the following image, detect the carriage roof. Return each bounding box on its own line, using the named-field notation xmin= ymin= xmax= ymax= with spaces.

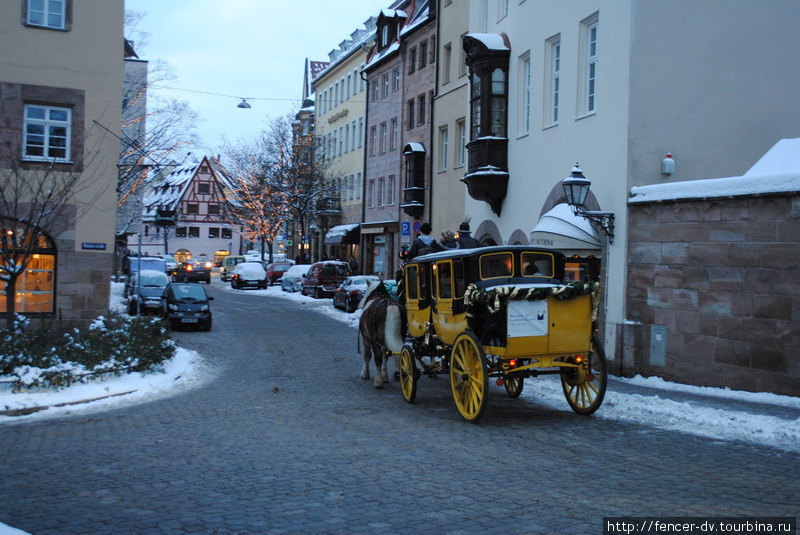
xmin=408 ymin=244 xmax=566 ymax=264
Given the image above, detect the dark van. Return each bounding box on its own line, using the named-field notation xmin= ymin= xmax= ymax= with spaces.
xmin=301 ymin=261 xmax=351 ymax=298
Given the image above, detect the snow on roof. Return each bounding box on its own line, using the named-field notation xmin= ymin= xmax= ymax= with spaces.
xmin=400 ymin=3 xmax=430 ymax=36
xmin=403 ymin=142 xmax=425 ymax=153
xmin=465 ymin=33 xmax=510 ymax=51
xmin=629 ymin=138 xmax=800 ymax=204
xmin=326 ymin=223 xmax=359 ymax=239
xmin=365 ymin=41 xmax=400 ymax=69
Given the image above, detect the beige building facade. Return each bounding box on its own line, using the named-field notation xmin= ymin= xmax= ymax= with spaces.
xmin=0 ymin=1 xmax=123 ymax=324
xmin=313 ymin=18 xmax=376 ymax=265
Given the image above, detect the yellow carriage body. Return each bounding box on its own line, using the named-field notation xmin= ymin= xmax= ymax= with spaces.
xmin=400 ymin=245 xmax=605 ymax=422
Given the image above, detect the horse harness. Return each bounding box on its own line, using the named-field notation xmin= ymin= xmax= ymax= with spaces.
xmin=359 ymin=294 xmax=395 ymax=356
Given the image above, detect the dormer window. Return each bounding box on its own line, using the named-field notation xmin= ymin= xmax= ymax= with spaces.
xmin=382 ymin=25 xmax=389 ymax=48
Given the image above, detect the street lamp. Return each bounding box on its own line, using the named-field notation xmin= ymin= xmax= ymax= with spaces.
xmin=562 ymin=163 xmax=615 ymax=244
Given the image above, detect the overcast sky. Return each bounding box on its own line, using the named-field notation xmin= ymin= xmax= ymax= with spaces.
xmin=125 ymin=0 xmax=390 ymax=160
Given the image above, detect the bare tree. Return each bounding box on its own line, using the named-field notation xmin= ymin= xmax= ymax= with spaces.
xmin=0 ymin=136 xmax=104 ymax=331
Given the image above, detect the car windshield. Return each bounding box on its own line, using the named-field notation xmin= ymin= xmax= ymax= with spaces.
xmin=169 ymin=284 xmax=207 ymax=301
xmin=137 ymin=272 xmax=168 ymax=287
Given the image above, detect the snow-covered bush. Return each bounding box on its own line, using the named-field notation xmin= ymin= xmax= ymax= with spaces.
xmin=0 ymin=313 xmax=176 ymax=390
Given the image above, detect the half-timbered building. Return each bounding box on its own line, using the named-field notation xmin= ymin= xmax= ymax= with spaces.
xmin=129 ymin=156 xmax=242 ymax=261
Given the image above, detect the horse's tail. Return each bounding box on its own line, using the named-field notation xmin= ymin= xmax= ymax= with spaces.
xmin=384 ymin=303 xmax=404 ymax=353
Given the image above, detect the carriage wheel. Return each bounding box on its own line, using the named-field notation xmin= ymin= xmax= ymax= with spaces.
xmin=560 ymin=336 xmax=607 ymax=415
xmin=449 ymin=332 xmax=488 ymax=423
xmin=399 ymin=344 xmax=418 ymax=403
xmin=504 ymin=375 xmax=524 ymax=398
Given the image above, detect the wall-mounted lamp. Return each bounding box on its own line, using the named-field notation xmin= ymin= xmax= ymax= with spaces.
xmin=562 ymin=163 xmax=615 ymax=244
xmin=237 ymin=99 xmax=251 ymax=109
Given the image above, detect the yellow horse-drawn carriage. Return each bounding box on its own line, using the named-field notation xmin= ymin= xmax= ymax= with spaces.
xmin=397 ymin=245 xmax=606 ymax=422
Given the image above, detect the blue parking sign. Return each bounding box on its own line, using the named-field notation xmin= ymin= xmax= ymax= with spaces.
xmin=401 ymin=221 xmax=411 ymax=236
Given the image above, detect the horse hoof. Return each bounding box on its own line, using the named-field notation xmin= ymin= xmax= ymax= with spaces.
xmin=361 ymin=374 xmax=370 ymax=380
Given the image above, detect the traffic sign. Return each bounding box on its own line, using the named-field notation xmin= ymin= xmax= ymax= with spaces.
xmin=412 ymin=220 xmax=422 ymax=233
xmin=401 ymin=221 xmax=411 ymax=236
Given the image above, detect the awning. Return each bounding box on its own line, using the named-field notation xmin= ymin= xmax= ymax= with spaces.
xmin=325 ymin=223 xmax=360 ymax=245
xmin=403 ymin=142 xmax=425 ymax=154
xmin=529 ymin=203 xmax=601 ymax=255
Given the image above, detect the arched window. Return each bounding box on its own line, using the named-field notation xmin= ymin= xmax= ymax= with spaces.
xmin=0 ymin=218 xmax=57 ymax=315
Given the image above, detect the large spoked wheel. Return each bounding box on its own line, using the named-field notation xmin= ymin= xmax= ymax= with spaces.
xmin=399 ymin=344 xmax=418 ymax=403
xmin=503 ymin=374 xmax=524 ymax=398
xmin=560 ymin=336 xmax=607 ymax=415
xmin=449 ymin=332 xmax=488 ymax=423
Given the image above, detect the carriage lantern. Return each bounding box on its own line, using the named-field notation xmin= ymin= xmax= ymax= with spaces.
xmin=561 ymin=163 xmax=615 ymax=244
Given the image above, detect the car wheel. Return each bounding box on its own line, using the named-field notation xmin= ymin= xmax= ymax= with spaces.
xmin=205 ymin=277 xmax=211 ymax=284
xmin=346 ymin=300 xmax=354 ymax=313
xmin=203 ymin=318 xmax=212 ymax=331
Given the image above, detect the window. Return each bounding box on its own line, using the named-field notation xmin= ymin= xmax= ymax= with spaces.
xmin=387 ymin=175 xmax=396 ymax=205
xmin=208 ymin=227 xmax=220 ymax=239
xmin=221 ymin=228 xmax=232 ymax=239
xmin=378 ymin=177 xmax=385 ymax=206
xmin=0 ymin=219 xmax=56 ymax=314
xmin=437 ymin=262 xmax=453 ymax=299
xmin=392 ymin=67 xmax=400 ymax=91
xmin=519 ymin=52 xmax=531 ymax=135
xmin=408 ymin=48 xmax=417 ymax=74
xmin=442 ymin=43 xmax=452 ymax=84
xmin=23 ymin=105 xmax=71 ymax=162
xmin=175 ymin=227 xmax=187 ymax=237
xmin=498 ymin=0 xmax=509 ymax=20
xmin=420 ymin=41 xmax=428 ymax=69
xmin=380 ymin=122 xmax=387 ymax=153
xmin=381 ymin=25 xmax=389 ymax=48
xmin=407 ymin=99 xmax=415 ymax=128
xmin=186 ymin=203 xmax=199 ymax=215
xmin=198 ymin=183 xmax=210 ymax=194
xmin=382 ymin=73 xmax=389 ymax=98
xmin=418 ymin=95 xmax=426 ymax=125
xmin=358 ymin=117 xmax=364 ymax=148
xmin=546 ymin=36 xmax=561 ymax=125
xmin=334 ymin=82 xmax=339 ymax=107
xmin=360 ymin=64 xmax=366 ymax=91
xmin=390 ymin=118 xmax=398 ymax=150
xmin=346 ymin=74 xmax=351 ymax=99
xmin=370 ymin=126 xmax=377 ymax=155
xmin=480 ymin=252 xmax=513 ymax=279
xmin=456 ymin=119 xmax=466 ymax=167
xmin=356 ymin=172 xmax=362 ymax=199
xmin=368 ymin=179 xmax=375 ymax=207
xmin=26 ymin=0 xmax=68 ymax=30
xmin=338 ymin=126 xmax=343 ymax=155
xmin=580 ymin=15 xmax=599 ymax=115
xmin=351 ymin=120 xmax=357 ymax=150
xmin=372 ymin=80 xmax=379 ymax=101
xmin=430 ymin=37 xmax=436 ymax=63
xmin=208 ymin=204 xmax=220 ymax=215
xmin=344 ymin=124 xmax=350 ymax=153
xmin=349 ymin=175 xmax=355 ymax=200
xmin=188 ymin=227 xmax=200 ymax=238
xmin=439 ymin=127 xmax=449 ymax=170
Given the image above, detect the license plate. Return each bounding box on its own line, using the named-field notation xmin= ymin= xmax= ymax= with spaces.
xmin=181 ymin=318 xmax=198 ymax=323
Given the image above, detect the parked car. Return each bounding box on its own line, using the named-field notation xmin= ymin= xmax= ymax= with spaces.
xmin=301 ymin=261 xmax=352 ymax=298
xmin=124 ymin=256 xmax=167 ymax=297
xmin=173 ymin=259 xmax=212 ymax=284
xmin=220 ymin=255 xmax=246 ymax=281
xmin=332 ymin=275 xmax=381 ymax=313
xmin=280 ymin=264 xmax=313 ymax=293
xmin=160 ymin=282 xmax=213 ymax=331
xmin=230 ymin=261 xmax=268 ymax=289
xmin=265 ymin=262 xmax=293 ymax=285
xmin=148 ymin=254 xmax=179 ymax=275
xmin=127 ymin=269 xmax=170 ymax=315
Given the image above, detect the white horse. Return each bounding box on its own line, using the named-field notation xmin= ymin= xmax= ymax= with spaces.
xmin=357 ymin=281 xmax=404 ymax=388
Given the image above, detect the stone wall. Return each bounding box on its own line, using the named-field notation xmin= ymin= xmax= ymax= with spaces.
xmin=624 ymin=194 xmax=800 ymax=396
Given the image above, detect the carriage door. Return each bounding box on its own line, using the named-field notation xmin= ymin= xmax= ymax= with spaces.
xmin=405 ymin=264 xmax=429 ymax=339
xmin=432 ymin=260 xmax=459 ymax=346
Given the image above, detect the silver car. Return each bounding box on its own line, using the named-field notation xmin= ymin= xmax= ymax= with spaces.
xmin=280 ymin=264 xmax=312 ymax=292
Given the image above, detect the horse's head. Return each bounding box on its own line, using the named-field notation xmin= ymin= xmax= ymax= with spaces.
xmin=357 ymin=280 xmax=389 ymax=310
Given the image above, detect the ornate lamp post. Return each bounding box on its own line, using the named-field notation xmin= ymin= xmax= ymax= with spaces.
xmin=562 ymin=163 xmax=615 ymax=244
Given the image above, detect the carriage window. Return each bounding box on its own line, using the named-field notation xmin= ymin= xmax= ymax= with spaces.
xmin=480 ymin=253 xmax=513 ymax=279
xmin=521 ymin=252 xmax=554 ymax=278
xmin=436 ymin=262 xmax=452 ymax=299
xmin=406 ymin=265 xmax=418 ymax=300
xmin=453 ymin=260 xmax=465 ymax=298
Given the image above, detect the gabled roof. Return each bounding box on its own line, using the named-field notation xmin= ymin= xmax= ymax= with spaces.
xmin=141 ymin=156 xmax=237 ymax=220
